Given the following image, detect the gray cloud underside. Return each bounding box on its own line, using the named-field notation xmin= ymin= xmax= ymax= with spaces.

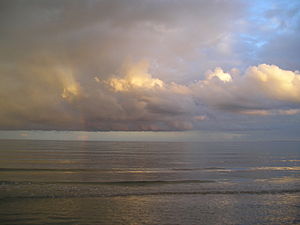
xmin=0 ymin=0 xmax=300 ymax=131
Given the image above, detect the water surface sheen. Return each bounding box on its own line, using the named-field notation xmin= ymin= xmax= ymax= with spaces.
xmin=0 ymin=140 xmax=299 ymax=225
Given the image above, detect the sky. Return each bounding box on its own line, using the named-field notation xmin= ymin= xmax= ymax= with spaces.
xmin=0 ymin=0 xmax=300 ymax=141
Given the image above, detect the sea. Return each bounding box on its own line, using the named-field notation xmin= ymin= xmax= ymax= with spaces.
xmin=0 ymin=140 xmax=299 ymax=225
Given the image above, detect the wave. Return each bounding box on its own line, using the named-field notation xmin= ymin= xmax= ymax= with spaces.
xmin=1 ymin=189 xmax=299 ymax=200
xmin=1 ymin=166 xmax=299 ymax=173
xmin=0 ymin=167 xmax=226 ymax=172
xmin=0 ymin=179 xmax=215 ymax=186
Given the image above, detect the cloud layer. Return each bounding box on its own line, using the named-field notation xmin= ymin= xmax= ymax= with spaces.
xmin=1 ymin=59 xmax=300 ymax=130
xmin=0 ymin=0 xmax=300 ymax=131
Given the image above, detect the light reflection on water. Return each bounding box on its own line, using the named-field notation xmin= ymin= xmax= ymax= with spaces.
xmin=0 ymin=140 xmax=299 ymax=225
xmin=1 ymin=194 xmax=299 ymax=225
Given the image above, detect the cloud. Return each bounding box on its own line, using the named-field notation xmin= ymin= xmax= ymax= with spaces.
xmin=2 ymin=59 xmax=299 ymax=131
xmin=0 ymin=0 xmax=246 ymax=84
xmin=193 ymin=64 xmax=300 ymax=116
xmin=0 ymin=1 xmax=299 ymax=132
xmin=206 ymin=67 xmax=233 ymax=83
xmin=106 ymin=60 xmax=164 ymax=91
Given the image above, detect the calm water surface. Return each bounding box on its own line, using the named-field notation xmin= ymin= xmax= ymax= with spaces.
xmin=0 ymin=140 xmax=299 ymax=225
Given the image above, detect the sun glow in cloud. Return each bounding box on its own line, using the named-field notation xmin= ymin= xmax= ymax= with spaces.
xmin=207 ymin=67 xmax=233 ymax=83
xmin=61 ymin=80 xmax=80 ymax=100
xmin=107 ymin=60 xmax=164 ymax=91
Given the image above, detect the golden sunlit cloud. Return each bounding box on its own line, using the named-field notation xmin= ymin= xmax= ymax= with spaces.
xmin=107 ymin=60 xmax=164 ymax=91
xmin=207 ymin=67 xmax=233 ymax=83
xmin=192 ymin=64 xmax=300 ymax=116
xmin=239 ymin=109 xmax=300 ymax=116
xmin=247 ymin=64 xmax=300 ymax=102
xmin=238 ymin=110 xmax=272 ymax=116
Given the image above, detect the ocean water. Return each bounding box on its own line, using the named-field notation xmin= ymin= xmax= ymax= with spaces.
xmin=0 ymin=140 xmax=299 ymax=225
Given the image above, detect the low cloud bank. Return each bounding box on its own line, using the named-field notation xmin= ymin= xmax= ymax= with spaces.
xmin=1 ymin=61 xmax=299 ymax=131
